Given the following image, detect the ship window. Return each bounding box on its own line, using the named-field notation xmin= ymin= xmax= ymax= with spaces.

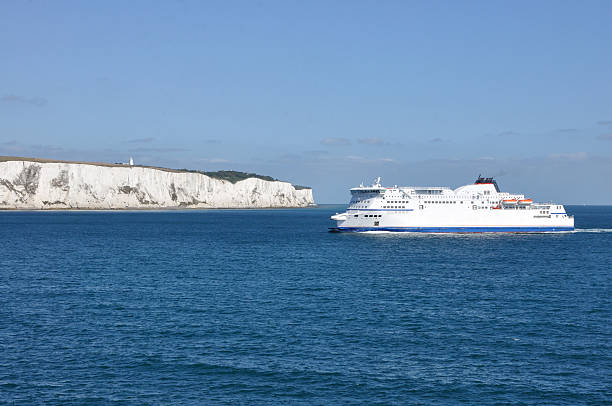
xmin=354 ymin=215 xmax=358 ymax=217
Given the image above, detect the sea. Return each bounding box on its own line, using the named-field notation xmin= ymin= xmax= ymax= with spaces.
xmin=1 ymin=205 xmax=610 ymax=405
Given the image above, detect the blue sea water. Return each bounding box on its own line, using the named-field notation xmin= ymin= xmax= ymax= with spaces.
xmin=1 ymin=205 xmax=610 ymax=405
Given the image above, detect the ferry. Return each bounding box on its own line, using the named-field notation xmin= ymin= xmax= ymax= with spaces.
xmin=329 ymin=176 xmax=574 ymax=233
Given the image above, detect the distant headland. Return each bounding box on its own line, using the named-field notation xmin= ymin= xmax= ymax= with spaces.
xmin=0 ymin=156 xmax=314 ymax=210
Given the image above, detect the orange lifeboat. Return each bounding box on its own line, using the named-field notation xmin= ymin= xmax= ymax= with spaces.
xmin=518 ymin=199 xmax=533 ymax=205
xmin=502 ymin=199 xmax=517 ymax=205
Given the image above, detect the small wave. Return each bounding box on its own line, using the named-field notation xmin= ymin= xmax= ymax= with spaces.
xmin=574 ymin=228 xmax=612 ymax=233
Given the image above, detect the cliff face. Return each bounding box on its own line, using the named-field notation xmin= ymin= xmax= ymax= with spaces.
xmin=0 ymin=159 xmax=315 ymax=209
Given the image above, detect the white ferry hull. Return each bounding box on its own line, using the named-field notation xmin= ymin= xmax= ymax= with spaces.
xmin=331 ymin=177 xmax=574 ymax=233
xmin=331 ymin=226 xmax=574 ymax=233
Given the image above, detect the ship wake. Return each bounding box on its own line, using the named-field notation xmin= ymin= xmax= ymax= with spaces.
xmin=574 ymin=228 xmax=612 ymax=233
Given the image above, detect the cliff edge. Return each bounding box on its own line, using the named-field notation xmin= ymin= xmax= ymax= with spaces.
xmin=0 ymin=157 xmax=315 ymax=209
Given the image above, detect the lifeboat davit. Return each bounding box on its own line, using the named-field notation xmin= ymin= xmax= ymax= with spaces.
xmin=518 ymin=199 xmax=533 ymax=205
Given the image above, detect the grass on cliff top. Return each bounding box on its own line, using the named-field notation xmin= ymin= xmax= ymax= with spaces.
xmin=178 ymin=169 xmax=310 ymax=189
xmin=0 ymin=156 xmax=311 ymax=189
xmin=179 ymin=169 xmax=277 ymax=183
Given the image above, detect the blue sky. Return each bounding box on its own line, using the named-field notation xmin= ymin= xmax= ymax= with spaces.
xmin=1 ymin=0 xmax=611 ymax=203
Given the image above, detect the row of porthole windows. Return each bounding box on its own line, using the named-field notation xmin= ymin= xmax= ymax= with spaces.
xmin=383 ymin=206 xmax=405 ymax=209
xmin=424 ymin=201 xmax=461 ymax=204
xmin=354 ymin=214 xmax=382 ymax=218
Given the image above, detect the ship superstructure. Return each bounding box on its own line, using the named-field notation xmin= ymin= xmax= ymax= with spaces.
xmin=330 ymin=176 xmax=574 ymax=232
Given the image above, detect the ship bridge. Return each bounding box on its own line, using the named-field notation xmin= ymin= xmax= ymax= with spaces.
xmin=350 ymin=176 xmax=386 ymax=195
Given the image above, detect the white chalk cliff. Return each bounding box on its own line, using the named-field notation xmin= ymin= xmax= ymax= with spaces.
xmin=0 ymin=158 xmax=315 ymax=209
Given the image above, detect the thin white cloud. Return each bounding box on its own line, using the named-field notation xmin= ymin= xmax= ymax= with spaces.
xmin=597 ymin=133 xmax=612 ymax=141
xmin=200 ymin=158 xmax=230 ymax=163
xmin=548 ymin=152 xmax=588 ymax=160
xmin=128 ymin=147 xmax=187 ymax=153
xmin=1 ymin=94 xmax=47 ymax=107
xmin=128 ymin=137 xmax=155 ymax=143
xmin=321 ymin=137 xmax=351 ymax=146
xmin=343 ymin=155 xmax=396 ymax=164
xmin=497 ymin=131 xmax=518 ymax=137
xmin=358 ymin=137 xmax=384 ymax=145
